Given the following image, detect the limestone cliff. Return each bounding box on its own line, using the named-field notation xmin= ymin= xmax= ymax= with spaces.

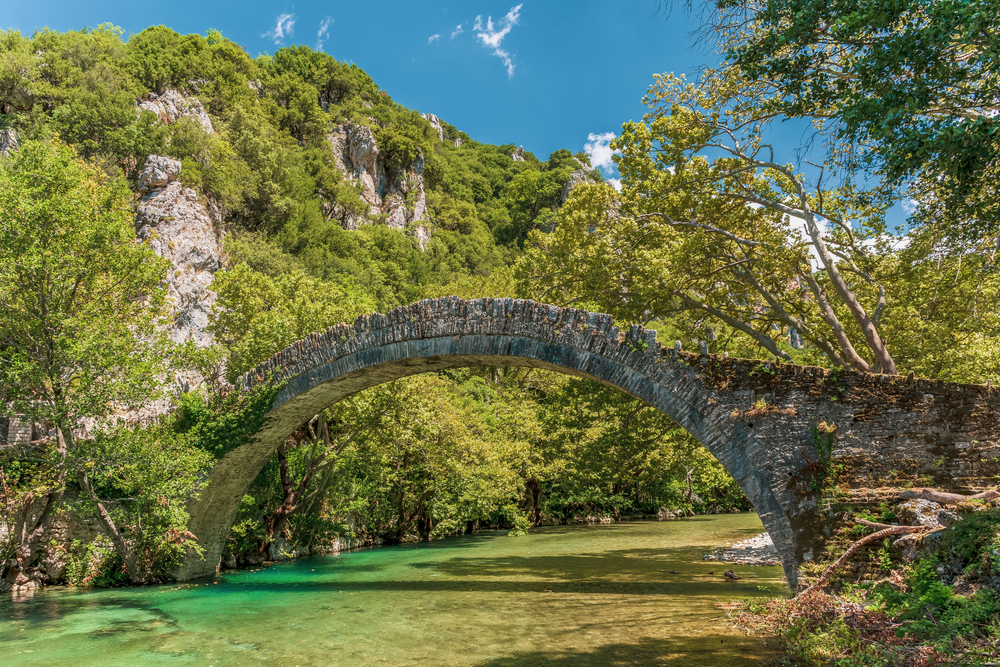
xmin=558 ymin=157 xmax=602 ymax=204
xmin=138 ymin=89 xmax=214 ymax=134
xmin=0 ymin=127 xmax=18 ymax=155
xmin=421 ymin=113 xmax=445 ymax=141
xmin=326 ymin=124 xmax=430 ymax=247
xmin=134 ymin=155 xmax=223 ymax=394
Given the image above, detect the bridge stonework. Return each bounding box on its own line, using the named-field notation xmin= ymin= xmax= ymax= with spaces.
xmin=176 ymin=298 xmax=1000 ymax=590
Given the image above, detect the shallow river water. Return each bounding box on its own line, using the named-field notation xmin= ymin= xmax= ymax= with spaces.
xmin=1 ymin=514 xmax=785 ymax=667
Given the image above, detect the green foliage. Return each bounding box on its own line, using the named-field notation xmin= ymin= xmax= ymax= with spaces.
xmin=940 ymin=506 xmax=1000 ymax=577
xmin=76 ymin=423 xmax=213 ymax=581
xmin=0 ymin=139 xmax=170 ymax=428
xmin=338 ymin=375 xmax=529 ymax=543
xmin=182 ymin=382 xmax=282 ymax=459
xmin=0 ymin=26 xmax=768 ymax=583
xmin=718 ymin=0 xmax=1000 ymax=246
xmin=61 ymin=539 xmax=128 ymax=588
xmin=209 ymin=262 xmax=376 ymax=381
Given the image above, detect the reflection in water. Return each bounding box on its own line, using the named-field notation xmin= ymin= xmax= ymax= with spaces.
xmin=0 ymin=515 xmax=783 ymax=666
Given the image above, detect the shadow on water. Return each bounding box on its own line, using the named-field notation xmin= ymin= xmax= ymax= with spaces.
xmin=467 ymin=635 xmax=773 ymax=667
xmin=209 ymin=576 xmax=774 ymax=597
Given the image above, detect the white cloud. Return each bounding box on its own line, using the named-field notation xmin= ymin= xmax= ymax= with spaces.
xmin=584 ymin=132 xmax=619 ymax=175
xmin=902 ymin=197 xmax=919 ymax=215
xmin=428 ymin=34 xmax=441 ymax=44
xmin=607 ymin=178 xmax=622 ymax=191
xmin=451 ymin=23 xmax=464 ymax=39
xmin=263 ymin=13 xmax=296 ymax=45
xmin=316 ymin=17 xmax=332 ymax=51
xmin=474 ymin=4 xmax=522 ymax=77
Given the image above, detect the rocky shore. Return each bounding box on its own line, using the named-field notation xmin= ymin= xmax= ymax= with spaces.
xmin=704 ymin=531 xmax=781 ymax=566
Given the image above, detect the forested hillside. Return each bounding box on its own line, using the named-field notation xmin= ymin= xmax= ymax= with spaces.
xmin=0 ymin=25 xmax=742 ymax=588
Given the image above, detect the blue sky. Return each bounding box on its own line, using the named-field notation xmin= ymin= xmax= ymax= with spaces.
xmin=2 ymin=1 xmax=723 ymax=182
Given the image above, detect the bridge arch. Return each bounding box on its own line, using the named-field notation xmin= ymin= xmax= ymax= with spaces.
xmin=175 ymin=297 xmax=1000 ymax=591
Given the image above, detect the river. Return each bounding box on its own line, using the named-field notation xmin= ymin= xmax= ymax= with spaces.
xmin=1 ymin=514 xmax=784 ymax=666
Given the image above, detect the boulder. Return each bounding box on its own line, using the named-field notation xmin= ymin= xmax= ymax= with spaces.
xmin=268 ymin=536 xmax=295 ymax=561
xmin=40 ymin=552 xmax=66 ymax=582
xmin=896 ymin=528 xmax=948 ymax=561
xmin=897 ymin=499 xmax=949 ymax=529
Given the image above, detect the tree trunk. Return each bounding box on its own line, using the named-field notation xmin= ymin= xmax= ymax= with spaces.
xmin=800 ymin=524 xmax=924 ymax=596
xmin=77 ymin=466 xmax=142 ymax=582
xmin=260 ymin=418 xmax=343 ymax=551
xmin=525 ymin=478 xmax=542 ymax=526
xmin=416 ymin=501 xmax=432 ymax=542
xmin=5 ymin=424 xmax=70 ymax=587
xmin=900 ymin=487 xmax=1000 ymax=504
xmin=262 ymin=443 xmax=298 ymax=546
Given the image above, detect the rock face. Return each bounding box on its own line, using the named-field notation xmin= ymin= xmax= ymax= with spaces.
xmin=512 ymin=145 xmax=525 ymax=162
xmin=560 ymin=169 xmax=590 ymax=203
xmin=138 ymin=89 xmax=214 ymax=134
xmin=559 ymin=158 xmax=598 ymax=204
xmin=421 ymin=112 xmax=445 ymax=141
xmin=326 ymin=124 xmax=429 ymax=246
xmin=0 ymin=127 xmax=18 ymax=155
xmin=135 ymin=155 xmax=222 ymax=352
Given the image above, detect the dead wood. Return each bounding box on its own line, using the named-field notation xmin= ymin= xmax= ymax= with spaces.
xmin=801 ymin=525 xmax=925 ymax=597
xmin=899 ymin=487 xmax=1000 ymax=505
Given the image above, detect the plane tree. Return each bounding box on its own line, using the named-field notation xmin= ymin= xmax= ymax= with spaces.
xmin=0 ymin=140 xmax=171 ymax=584
xmin=709 ymin=0 xmax=1000 ymax=260
xmin=520 ymin=68 xmax=905 ymax=373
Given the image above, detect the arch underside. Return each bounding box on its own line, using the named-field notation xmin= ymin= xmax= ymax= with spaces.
xmin=177 ymin=330 xmax=800 ymax=589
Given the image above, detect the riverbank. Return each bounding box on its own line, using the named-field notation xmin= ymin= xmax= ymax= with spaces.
xmin=226 ymin=508 xmax=755 ymax=571
xmin=724 ymin=504 xmax=1000 ymax=666
xmin=704 ymin=531 xmax=781 ymax=566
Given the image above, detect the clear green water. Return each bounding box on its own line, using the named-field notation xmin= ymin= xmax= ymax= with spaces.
xmin=0 ymin=515 xmax=785 ymax=666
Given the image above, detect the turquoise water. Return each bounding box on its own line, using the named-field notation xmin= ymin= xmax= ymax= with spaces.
xmin=0 ymin=515 xmax=784 ymax=666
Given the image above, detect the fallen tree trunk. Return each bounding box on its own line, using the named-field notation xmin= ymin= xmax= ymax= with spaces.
xmin=899 ymin=487 xmax=1000 ymax=505
xmin=854 ymin=518 xmax=899 ymax=530
xmin=800 ymin=524 xmax=925 ymax=597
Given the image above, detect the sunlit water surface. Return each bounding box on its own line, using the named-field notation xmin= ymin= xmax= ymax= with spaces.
xmin=1 ymin=515 xmax=785 ymax=666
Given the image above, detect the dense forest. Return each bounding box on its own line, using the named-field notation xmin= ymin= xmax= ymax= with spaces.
xmin=2 ymin=7 xmax=1000 ymax=663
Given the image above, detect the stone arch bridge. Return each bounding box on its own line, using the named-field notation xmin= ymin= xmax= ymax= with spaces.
xmin=176 ymin=298 xmax=1000 ymax=590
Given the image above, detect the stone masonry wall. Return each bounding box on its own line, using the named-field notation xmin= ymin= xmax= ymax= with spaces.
xmin=176 ymin=298 xmax=1000 ymax=590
